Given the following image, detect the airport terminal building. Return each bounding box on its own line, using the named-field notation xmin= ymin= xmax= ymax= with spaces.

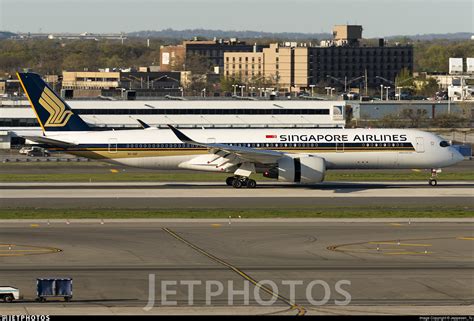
xmin=0 ymin=99 xmax=347 ymax=148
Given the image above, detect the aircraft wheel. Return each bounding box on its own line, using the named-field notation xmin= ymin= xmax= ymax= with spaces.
xmin=429 ymin=179 xmax=437 ymax=187
xmin=226 ymin=177 xmax=235 ymax=186
xmin=247 ymin=179 xmax=257 ymax=188
xmin=232 ymin=179 xmax=243 ymax=189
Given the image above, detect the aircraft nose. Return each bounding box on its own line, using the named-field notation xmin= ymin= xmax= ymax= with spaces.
xmin=451 ymin=148 xmax=464 ymax=164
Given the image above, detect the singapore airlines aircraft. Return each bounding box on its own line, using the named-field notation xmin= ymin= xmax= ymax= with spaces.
xmin=17 ymin=72 xmax=464 ymax=188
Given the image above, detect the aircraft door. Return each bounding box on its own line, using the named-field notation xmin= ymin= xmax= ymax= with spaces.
xmin=335 ymin=142 xmax=344 ymax=153
xmin=108 ymin=138 xmax=118 ymax=154
xmin=415 ymin=137 xmax=424 ymax=153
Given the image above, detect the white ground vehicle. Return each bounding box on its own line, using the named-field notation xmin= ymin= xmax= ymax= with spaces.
xmin=19 ymin=146 xmax=50 ymax=157
xmin=0 ymin=286 xmax=20 ymax=302
xmin=19 ymin=146 xmax=34 ymax=155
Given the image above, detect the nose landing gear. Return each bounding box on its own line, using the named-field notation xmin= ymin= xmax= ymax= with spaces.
xmin=428 ymin=168 xmax=440 ymax=186
xmin=225 ymin=176 xmax=257 ymax=189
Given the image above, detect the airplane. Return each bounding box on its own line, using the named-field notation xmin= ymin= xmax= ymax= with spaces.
xmin=16 ymin=72 xmax=464 ymax=188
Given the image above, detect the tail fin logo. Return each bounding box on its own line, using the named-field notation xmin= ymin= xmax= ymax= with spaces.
xmin=38 ymin=87 xmax=73 ymax=127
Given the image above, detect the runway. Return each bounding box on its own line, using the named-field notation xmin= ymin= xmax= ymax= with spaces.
xmin=0 ymin=181 xmax=473 ymax=208
xmin=0 ymin=221 xmax=472 ymax=315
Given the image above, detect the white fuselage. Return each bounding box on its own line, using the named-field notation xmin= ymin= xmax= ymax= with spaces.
xmin=39 ymin=128 xmax=464 ymax=173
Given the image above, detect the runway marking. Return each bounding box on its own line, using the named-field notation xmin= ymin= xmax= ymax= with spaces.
xmin=328 ymin=236 xmax=467 ymax=258
xmin=162 ymin=227 xmax=306 ymax=316
xmin=384 ymin=251 xmax=433 ymax=255
xmin=0 ymin=243 xmax=62 ymax=257
xmin=369 ymin=242 xmax=432 ymax=247
xmin=457 ymin=237 xmax=474 ymax=240
xmin=339 ymin=248 xmax=409 ymax=252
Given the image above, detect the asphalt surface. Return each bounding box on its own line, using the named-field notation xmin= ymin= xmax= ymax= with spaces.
xmin=0 ymin=221 xmax=472 ymax=315
xmin=0 ymin=159 xmax=472 ymax=175
xmin=0 ymin=181 xmax=472 ymax=208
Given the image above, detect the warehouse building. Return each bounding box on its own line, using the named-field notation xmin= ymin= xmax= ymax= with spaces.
xmin=61 ymin=70 xmax=182 ymax=98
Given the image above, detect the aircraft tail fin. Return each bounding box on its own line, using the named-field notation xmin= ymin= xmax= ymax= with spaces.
xmin=17 ymin=72 xmax=90 ymax=132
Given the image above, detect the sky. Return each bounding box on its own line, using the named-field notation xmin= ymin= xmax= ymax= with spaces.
xmin=0 ymin=0 xmax=472 ymax=37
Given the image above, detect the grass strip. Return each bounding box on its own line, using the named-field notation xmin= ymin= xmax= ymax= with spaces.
xmin=1 ymin=171 xmax=473 ymax=182
xmin=0 ymin=207 xmax=472 ymax=219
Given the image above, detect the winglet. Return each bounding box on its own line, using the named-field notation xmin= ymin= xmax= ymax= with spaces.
xmin=137 ymin=119 xmax=150 ymax=129
xmin=167 ymin=124 xmax=195 ymax=144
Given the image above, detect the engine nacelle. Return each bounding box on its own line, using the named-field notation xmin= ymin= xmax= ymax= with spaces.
xmin=275 ymin=156 xmax=326 ymax=184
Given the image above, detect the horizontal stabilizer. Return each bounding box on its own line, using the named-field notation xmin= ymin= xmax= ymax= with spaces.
xmin=22 ymin=136 xmax=76 ymax=148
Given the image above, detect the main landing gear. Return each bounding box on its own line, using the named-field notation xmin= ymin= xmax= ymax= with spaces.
xmin=226 ymin=176 xmax=257 ymax=189
xmin=428 ymin=168 xmax=439 ymax=187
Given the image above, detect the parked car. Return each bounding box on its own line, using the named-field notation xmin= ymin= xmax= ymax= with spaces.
xmin=341 ymin=92 xmax=360 ymax=100
xmin=19 ymin=146 xmax=34 ymax=155
xmin=411 ymin=95 xmax=428 ymax=100
xmin=395 ymin=92 xmax=412 ymax=100
xmin=436 ymin=90 xmax=448 ymax=100
xmin=297 ymin=91 xmax=310 ymax=97
xmin=26 ymin=146 xmax=50 ymax=157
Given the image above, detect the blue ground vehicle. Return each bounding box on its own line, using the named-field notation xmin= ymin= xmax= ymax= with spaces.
xmin=36 ymin=278 xmax=73 ymax=302
xmin=452 ymin=144 xmax=472 ymax=159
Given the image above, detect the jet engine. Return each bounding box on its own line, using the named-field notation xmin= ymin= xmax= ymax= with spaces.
xmin=264 ymin=155 xmax=326 ymax=184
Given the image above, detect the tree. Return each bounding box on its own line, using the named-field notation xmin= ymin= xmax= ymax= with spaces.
xmin=414 ymin=40 xmax=474 ymax=73
xmin=401 ymin=108 xmax=428 ymax=128
xmin=220 ymin=76 xmax=240 ymax=93
xmin=185 ymin=54 xmax=211 ymax=75
xmin=416 ymin=78 xmax=439 ymax=97
xmin=432 ymin=113 xmax=469 ymax=128
xmin=379 ymin=113 xmax=404 ymax=128
xmin=395 ymin=68 xmax=414 ymax=89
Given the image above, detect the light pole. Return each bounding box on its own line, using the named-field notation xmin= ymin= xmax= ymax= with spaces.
xmin=249 ymin=86 xmax=255 ymax=97
xmin=327 ymin=75 xmax=363 ymax=93
xmin=380 ymin=84 xmax=384 ymax=100
xmin=396 ymin=86 xmax=402 ymax=101
xmin=239 ymin=85 xmax=245 ymax=97
xmin=232 ymin=84 xmax=238 ymax=96
xmin=384 ymin=86 xmax=390 ymax=101
xmin=309 ymin=84 xmax=315 ymax=97
xmin=325 ymin=86 xmax=332 ymax=96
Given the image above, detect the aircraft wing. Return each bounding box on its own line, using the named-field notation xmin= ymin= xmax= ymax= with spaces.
xmin=167 ymin=125 xmax=283 ymax=164
xmin=22 ymin=136 xmax=76 ymax=148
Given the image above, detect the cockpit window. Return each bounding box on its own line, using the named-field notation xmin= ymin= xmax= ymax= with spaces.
xmin=439 ymin=141 xmax=450 ymax=147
